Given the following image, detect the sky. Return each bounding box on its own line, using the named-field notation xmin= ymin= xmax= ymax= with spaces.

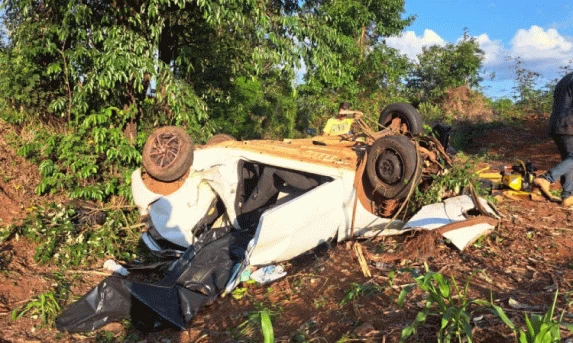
xmin=386 ymin=0 xmax=573 ymax=99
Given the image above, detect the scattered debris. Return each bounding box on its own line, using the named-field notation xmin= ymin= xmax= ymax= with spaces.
xmin=250 ymin=265 xmax=287 ymax=284
xmin=103 ymin=259 xmax=130 ymax=276
xmin=403 ymin=194 xmax=499 ymax=251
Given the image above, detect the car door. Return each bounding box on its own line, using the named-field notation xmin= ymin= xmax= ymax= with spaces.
xmin=247 ymin=178 xmax=345 ymax=265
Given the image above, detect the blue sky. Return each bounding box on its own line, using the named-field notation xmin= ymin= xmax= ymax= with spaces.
xmin=386 ymin=0 xmax=573 ymax=99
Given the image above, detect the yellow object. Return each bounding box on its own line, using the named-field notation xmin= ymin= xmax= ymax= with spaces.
xmin=322 ymin=118 xmax=354 ymax=136
xmin=479 ymin=172 xmax=502 ymax=181
xmin=502 ymin=174 xmax=522 ymax=191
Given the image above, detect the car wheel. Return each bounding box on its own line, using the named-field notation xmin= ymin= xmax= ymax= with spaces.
xmin=205 ymin=133 xmax=237 ymax=146
xmin=378 ymin=103 xmax=423 ymax=135
xmin=142 ymin=126 xmax=194 ymax=182
xmin=366 ymin=135 xmax=421 ymax=199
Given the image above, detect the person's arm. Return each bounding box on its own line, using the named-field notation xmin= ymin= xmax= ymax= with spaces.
xmin=339 ymin=109 xmax=363 ymax=118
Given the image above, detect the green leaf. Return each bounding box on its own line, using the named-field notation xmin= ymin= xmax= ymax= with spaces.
xmin=260 ymin=310 xmax=274 ymax=343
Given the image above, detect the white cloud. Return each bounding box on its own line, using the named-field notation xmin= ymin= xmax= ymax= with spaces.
xmin=385 ymin=25 xmax=573 ymax=98
xmin=509 ymin=25 xmax=573 ymax=71
xmin=474 ymin=34 xmax=505 ymax=66
xmin=386 ymin=29 xmax=445 ymax=60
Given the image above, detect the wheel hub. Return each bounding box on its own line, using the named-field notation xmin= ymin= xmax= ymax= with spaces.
xmin=376 ymin=150 xmax=402 ymax=185
xmin=148 ymin=133 xmax=181 ymax=169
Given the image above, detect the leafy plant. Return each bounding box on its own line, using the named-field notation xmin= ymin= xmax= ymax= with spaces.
xmin=340 ymin=281 xmax=382 ymax=306
xmin=484 ymin=290 xmax=573 ymax=343
xmin=8 ymin=202 xmax=141 ymax=267
xmin=398 ymin=264 xmax=484 ymax=343
xmin=232 ymin=307 xmax=277 ymax=343
xmin=260 ymin=309 xmax=275 ymax=343
xmin=12 ymin=291 xmax=61 ymax=327
xmin=17 ymin=106 xmax=142 ymax=201
xmin=412 ymin=154 xmax=482 ymax=207
xmin=418 ymin=101 xmax=449 ymax=124
xmin=406 ymin=29 xmax=484 ymax=104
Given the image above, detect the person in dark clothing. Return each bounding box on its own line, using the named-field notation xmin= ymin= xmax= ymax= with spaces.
xmin=534 ymin=72 xmax=573 ymax=206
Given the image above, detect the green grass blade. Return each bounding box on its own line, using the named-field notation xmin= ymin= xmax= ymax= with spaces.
xmin=260 ymin=310 xmax=274 ymax=343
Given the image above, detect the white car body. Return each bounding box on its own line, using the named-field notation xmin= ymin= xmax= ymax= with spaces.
xmin=132 ymin=139 xmax=406 ymax=266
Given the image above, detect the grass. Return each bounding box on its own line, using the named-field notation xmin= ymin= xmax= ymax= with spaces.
xmin=340 ymin=281 xmax=383 ymax=306
xmin=482 ymin=290 xmax=573 ymax=343
xmin=12 ymin=291 xmax=61 ymax=327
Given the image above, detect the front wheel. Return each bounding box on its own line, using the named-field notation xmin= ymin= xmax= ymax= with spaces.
xmin=366 ymin=135 xmax=422 ymax=200
xmin=142 ymin=126 xmax=194 ymax=182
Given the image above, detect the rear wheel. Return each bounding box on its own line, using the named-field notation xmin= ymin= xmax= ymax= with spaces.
xmin=366 ymin=135 xmax=421 ymax=199
xmin=205 ymin=133 xmax=237 ymax=146
xmin=378 ymin=103 xmax=423 ymax=135
xmin=142 ymin=126 xmax=194 ymax=182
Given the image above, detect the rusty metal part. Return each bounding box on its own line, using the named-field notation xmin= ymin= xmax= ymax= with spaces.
xmin=377 ymin=199 xmax=401 ymax=217
xmin=436 ymin=216 xmax=499 ymax=235
xmin=148 ymin=132 xmax=182 ymax=169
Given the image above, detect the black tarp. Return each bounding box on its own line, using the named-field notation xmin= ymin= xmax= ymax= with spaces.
xmin=56 ymin=228 xmax=252 ymax=332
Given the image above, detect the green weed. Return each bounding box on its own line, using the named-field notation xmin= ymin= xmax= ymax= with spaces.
xmin=232 ymin=307 xmax=277 ymax=343
xmin=419 ymin=101 xmax=451 ymax=124
xmin=412 ymin=154 xmax=485 ymax=208
xmin=340 ymin=281 xmax=382 ymax=306
xmin=399 ymin=263 xmax=484 ymax=343
xmin=6 ymin=203 xmax=141 ymax=267
xmin=260 ymin=309 xmax=275 ymax=343
xmin=12 ymin=291 xmax=61 ymax=327
xmin=482 ymin=290 xmax=573 ymax=343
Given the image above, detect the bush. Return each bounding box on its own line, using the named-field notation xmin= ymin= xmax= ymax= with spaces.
xmin=17 ymin=107 xmax=142 ymax=201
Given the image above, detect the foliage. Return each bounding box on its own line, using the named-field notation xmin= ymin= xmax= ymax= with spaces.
xmin=483 ymin=290 xmax=573 ymax=343
xmin=1 ymin=202 xmax=141 ymax=267
xmin=232 ymin=306 xmax=278 ymax=343
xmin=0 ymin=0 xmax=415 ymax=141
xmin=491 ymin=98 xmax=520 ymax=119
xmin=406 ymin=30 xmax=484 ymax=104
xmin=399 ymin=264 xmax=484 ymax=343
xmin=340 ymin=281 xmax=383 ymax=306
xmin=295 ymin=0 xmax=413 ymax=135
xmin=418 ymin=101 xmax=448 ymax=124
xmin=12 ymin=291 xmax=61 ymax=327
xmin=209 ymin=75 xmax=297 ymax=140
xmin=260 ymin=309 xmax=275 ymax=343
xmin=412 ymin=154 xmax=482 ymax=208
xmin=509 ymin=57 xmax=553 ymax=115
xmin=15 ymin=106 xmax=141 ymax=201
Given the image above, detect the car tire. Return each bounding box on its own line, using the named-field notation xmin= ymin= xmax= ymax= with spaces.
xmin=366 ymin=135 xmax=421 ymax=199
xmin=142 ymin=126 xmax=194 ymax=182
xmin=205 ymin=133 xmax=237 ymax=146
xmin=378 ymin=103 xmax=423 ymax=135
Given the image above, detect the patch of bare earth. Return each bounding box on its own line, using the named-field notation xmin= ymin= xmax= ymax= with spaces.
xmin=1 ymin=116 xmax=573 ymax=342
xmin=441 ymin=86 xmax=494 ymax=121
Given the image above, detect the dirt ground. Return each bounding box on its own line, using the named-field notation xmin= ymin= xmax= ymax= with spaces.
xmin=1 ymin=115 xmax=573 ymax=343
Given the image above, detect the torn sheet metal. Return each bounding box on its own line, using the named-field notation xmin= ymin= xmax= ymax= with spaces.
xmin=404 ymin=195 xmax=498 ymax=250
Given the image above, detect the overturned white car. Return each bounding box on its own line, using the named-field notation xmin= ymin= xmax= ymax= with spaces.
xmin=56 ymin=103 xmax=451 ymax=333
xmin=132 ymin=102 xmax=450 ymax=264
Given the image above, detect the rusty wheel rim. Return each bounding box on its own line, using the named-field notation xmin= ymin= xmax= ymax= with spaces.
xmin=148 ymin=132 xmax=181 ymax=169
xmin=375 ymin=149 xmax=403 ymax=185
xmin=390 ymin=117 xmax=409 ymax=134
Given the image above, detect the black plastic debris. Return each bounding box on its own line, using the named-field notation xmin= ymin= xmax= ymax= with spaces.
xmin=56 ymin=227 xmax=252 ymax=333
